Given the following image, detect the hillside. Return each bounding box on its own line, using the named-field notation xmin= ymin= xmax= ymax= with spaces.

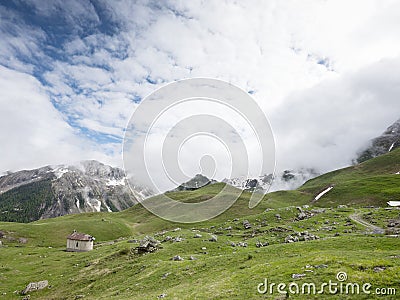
xmin=0 ymin=160 xmax=147 ymax=222
xmin=0 ymin=150 xmax=400 ymax=298
xmin=298 ymin=147 xmax=400 ymax=207
xmin=1 ymin=204 xmax=399 ymax=298
xmin=1 ymin=149 xmax=398 ymax=247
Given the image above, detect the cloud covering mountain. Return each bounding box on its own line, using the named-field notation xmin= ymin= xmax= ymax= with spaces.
xmin=1 ymin=0 xmax=400 ymax=184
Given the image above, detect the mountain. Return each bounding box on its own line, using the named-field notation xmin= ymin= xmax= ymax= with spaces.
xmin=0 ymin=160 xmax=149 ymax=222
xmin=223 ymin=168 xmax=320 ymax=193
xmin=1 ymin=149 xmax=399 ymax=299
xmin=356 ymin=118 xmax=400 ymax=163
xmin=173 ymin=174 xmax=217 ymax=191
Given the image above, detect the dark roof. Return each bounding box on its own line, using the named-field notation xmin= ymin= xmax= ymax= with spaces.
xmin=67 ymin=232 xmax=94 ymax=241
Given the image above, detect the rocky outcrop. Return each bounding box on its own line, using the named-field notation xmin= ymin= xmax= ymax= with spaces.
xmin=174 ymin=174 xmax=217 ymax=191
xmin=356 ymin=118 xmax=400 ymax=163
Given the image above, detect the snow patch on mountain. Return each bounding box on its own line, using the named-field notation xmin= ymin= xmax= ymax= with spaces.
xmin=356 ymin=118 xmax=400 ymax=163
xmin=224 ymin=169 xmax=320 ymax=193
xmin=106 ymin=178 xmax=126 ymax=186
xmin=314 ymin=186 xmax=334 ymax=201
xmin=52 ymin=165 xmax=70 ymax=179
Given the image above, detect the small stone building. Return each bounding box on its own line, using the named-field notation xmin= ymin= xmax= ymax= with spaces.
xmin=66 ymin=230 xmax=95 ymax=252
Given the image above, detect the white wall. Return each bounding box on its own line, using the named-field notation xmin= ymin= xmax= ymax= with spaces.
xmin=66 ymin=239 xmax=93 ymax=251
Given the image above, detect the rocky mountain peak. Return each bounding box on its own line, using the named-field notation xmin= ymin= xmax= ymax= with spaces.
xmin=356 ymin=118 xmax=400 ymax=163
xmin=0 ymin=160 xmax=142 ymax=222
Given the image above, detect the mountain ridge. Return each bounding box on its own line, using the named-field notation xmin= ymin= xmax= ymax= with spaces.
xmin=0 ymin=160 xmax=147 ymax=222
xmin=356 ymin=118 xmax=400 ymax=163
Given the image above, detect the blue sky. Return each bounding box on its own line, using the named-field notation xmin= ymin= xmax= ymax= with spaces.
xmin=0 ymin=0 xmax=399 ymax=176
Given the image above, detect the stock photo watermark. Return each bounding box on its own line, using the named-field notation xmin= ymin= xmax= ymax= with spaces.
xmin=123 ymin=78 xmax=275 ymax=223
xmin=257 ymin=272 xmax=396 ymax=296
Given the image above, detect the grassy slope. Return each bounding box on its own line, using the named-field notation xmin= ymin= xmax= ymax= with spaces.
xmin=0 ymin=150 xmax=399 ymax=298
xmin=2 ymin=148 xmax=398 ymax=247
xmin=298 ymin=148 xmax=400 ymax=206
xmin=1 ymin=206 xmax=399 ymax=299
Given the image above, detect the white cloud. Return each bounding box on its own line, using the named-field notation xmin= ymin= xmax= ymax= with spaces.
xmin=272 ymin=57 xmax=400 ymax=172
xmin=0 ymin=65 xmax=118 ymax=171
xmin=1 ymin=0 xmax=400 ymax=183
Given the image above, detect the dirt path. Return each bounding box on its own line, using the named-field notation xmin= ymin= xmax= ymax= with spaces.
xmin=349 ymin=212 xmax=385 ymax=234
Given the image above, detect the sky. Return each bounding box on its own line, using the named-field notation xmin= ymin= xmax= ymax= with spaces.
xmin=0 ymin=0 xmax=400 ymax=185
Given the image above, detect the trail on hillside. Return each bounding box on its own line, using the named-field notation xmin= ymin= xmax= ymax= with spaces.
xmin=349 ymin=212 xmax=385 ymax=234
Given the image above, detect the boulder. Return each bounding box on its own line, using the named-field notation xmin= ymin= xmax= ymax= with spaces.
xmin=21 ymin=280 xmax=48 ymax=295
xmin=243 ymin=220 xmax=252 ymax=229
xmin=292 ymin=274 xmax=306 ymax=279
xmin=209 ymin=235 xmax=218 ymax=242
xmin=255 ymin=241 xmax=269 ymax=247
xmin=172 ymin=255 xmax=183 ymax=261
xmin=135 ymin=236 xmax=160 ymax=254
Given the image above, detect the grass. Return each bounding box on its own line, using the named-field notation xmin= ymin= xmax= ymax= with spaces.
xmin=1 ymin=207 xmax=399 ymax=299
xmin=0 ymin=149 xmax=399 ymax=298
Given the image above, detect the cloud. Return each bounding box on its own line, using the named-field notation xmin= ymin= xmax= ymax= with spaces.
xmin=0 ymin=0 xmax=400 ymax=184
xmin=272 ymin=57 xmax=400 ymax=172
xmin=0 ymin=65 xmax=118 ymax=171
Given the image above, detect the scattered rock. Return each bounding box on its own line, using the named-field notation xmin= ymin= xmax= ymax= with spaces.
xmin=243 ymin=220 xmax=252 ymax=229
xmin=173 ymin=228 xmax=181 ymax=232
xmin=135 ymin=236 xmax=160 ymax=254
xmin=172 ymin=237 xmax=184 ymax=242
xmin=161 ymin=272 xmax=170 ymax=279
xmin=237 ymin=242 xmax=248 ymax=247
xmin=209 ymin=235 xmax=218 ymax=242
xmin=163 ymin=236 xmax=172 ymax=242
xmin=158 ymin=293 xmax=167 ymax=298
xmin=18 ymin=237 xmax=28 ymax=244
xmin=388 ymin=220 xmax=400 ymax=227
xmin=297 ymin=212 xmax=308 ymax=220
xmin=320 ymin=226 xmax=334 ymax=231
xmin=373 ymin=266 xmax=386 ymax=272
xmin=285 ymin=235 xmax=299 ymax=243
xmin=155 ymin=230 xmax=168 ymax=236
xmin=292 ymin=273 xmax=306 ymax=279
xmin=201 ymin=247 xmax=207 ymax=250
xmin=315 ymin=264 xmax=328 ymax=269
xmin=21 ymin=280 xmax=49 ymax=295
xmin=225 ymin=226 xmax=232 ymax=230
xmin=270 ymin=226 xmax=290 ymax=233
xmin=275 ymin=214 xmax=281 ymax=220
xmin=338 ymin=205 xmax=348 ymax=208
xmin=172 ymin=255 xmax=183 ymax=261
xmin=193 ymin=234 xmax=202 ymax=238
xmin=190 ymin=256 xmax=197 ymax=260
xmin=229 ymin=241 xmax=236 ymax=247
xmin=256 ymin=241 xmax=269 ymax=247
xmin=285 ymin=232 xmax=319 ymax=243
xmin=311 ymin=208 xmax=325 ymax=214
